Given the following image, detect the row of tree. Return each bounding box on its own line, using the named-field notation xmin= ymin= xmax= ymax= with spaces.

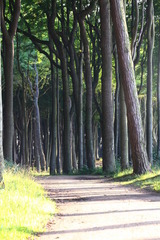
xmin=0 ymin=0 xmax=160 ymax=181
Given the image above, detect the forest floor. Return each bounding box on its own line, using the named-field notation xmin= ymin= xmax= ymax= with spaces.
xmin=36 ymin=175 xmax=160 ymax=240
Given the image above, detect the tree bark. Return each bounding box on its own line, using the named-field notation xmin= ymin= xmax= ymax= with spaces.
xmin=146 ymin=0 xmax=154 ymax=164
xmin=48 ymin=1 xmax=71 ymax=173
xmin=79 ymin=19 xmax=94 ymax=169
xmin=2 ymin=0 xmax=21 ymax=161
xmin=114 ymin=47 xmax=120 ymax=159
xmin=157 ymin=21 xmax=160 ymax=158
xmin=120 ymin=0 xmax=129 ymax=170
xmin=50 ymin=55 xmax=57 ymax=175
xmin=16 ymin=34 xmax=29 ymax=167
xmin=120 ymin=83 xmax=129 ymax=170
xmin=78 ymin=42 xmax=84 ymax=169
xmin=28 ymin=64 xmax=46 ymax=171
xmin=56 ymin=58 xmax=60 ymax=174
xmin=110 ymin=0 xmax=151 ymax=174
xmin=99 ymin=0 xmax=115 ymax=172
xmin=0 ymin=3 xmax=4 ymax=185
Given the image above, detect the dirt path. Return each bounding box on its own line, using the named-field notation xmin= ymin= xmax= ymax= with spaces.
xmin=37 ymin=175 xmax=160 ymax=240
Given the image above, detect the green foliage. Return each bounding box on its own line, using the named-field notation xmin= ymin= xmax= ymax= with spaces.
xmin=0 ymin=165 xmax=55 ymax=240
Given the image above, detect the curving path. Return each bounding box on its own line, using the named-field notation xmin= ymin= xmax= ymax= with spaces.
xmin=37 ymin=175 xmax=160 ymax=240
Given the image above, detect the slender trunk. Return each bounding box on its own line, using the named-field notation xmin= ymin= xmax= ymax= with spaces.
xmin=114 ymin=48 xmax=120 ymax=160
xmin=71 ymin=112 xmax=77 ymax=170
xmin=3 ymin=40 xmax=14 ymax=161
xmin=99 ymin=0 xmax=115 ymax=172
xmin=31 ymin=64 xmax=46 ymax=171
xmin=120 ymin=83 xmax=129 ymax=170
xmin=110 ymin=0 xmax=151 ymax=174
xmin=50 ymin=58 xmax=57 ymax=175
xmin=16 ymin=35 xmax=29 ymax=167
xmin=56 ymin=63 xmax=60 ymax=174
xmin=0 ymin=4 xmax=4 ymax=184
xmin=79 ymin=19 xmax=94 ymax=169
xmin=78 ymin=43 xmax=84 ymax=169
xmin=146 ymin=0 xmax=154 ymax=164
xmin=29 ymin=118 xmax=33 ymax=168
xmin=2 ymin=0 xmax=21 ymax=162
xmin=23 ymin=83 xmax=29 ymax=167
xmin=48 ymin=7 xmax=71 ymax=173
xmin=61 ymin=49 xmax=71 ymax=174
xmin=157 ymin=22 xmax=160 ymax=158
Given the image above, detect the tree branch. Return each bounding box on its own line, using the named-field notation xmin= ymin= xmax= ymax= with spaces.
xmin=8 ymin=0 xmax=21 ymax=39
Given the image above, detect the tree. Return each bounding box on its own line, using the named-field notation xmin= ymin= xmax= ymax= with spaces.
xmin=28 ymin=62 xmax=46 ymax=172
xmin=157 ymin=20 xmax=160 ymax=158
xmin=146 ymin=0 xmax=154 ymax=164
xmin=1 ymin=0 xmax=21 ymax=161
xmin=0 ymin=2 xmax=4 ymax=186
xmin=78 ymin=1 xmax=96 ymax=169
xmin=48 ymin=0 xmax=71 ymax=173
xmin=99 ymin=0 xmax=115 ymax=172
xmin=110 ymin=0 xmax=151 ymax=174
xmin=120 ymin=0 xmax=129 ymax=170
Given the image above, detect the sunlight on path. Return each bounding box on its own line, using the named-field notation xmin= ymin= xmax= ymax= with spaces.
xmin=37 ymin=176 xmax=160 ymax=240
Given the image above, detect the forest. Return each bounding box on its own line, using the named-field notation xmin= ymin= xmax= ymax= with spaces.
xmin=0 ymin=0 xmax=159 ymax=182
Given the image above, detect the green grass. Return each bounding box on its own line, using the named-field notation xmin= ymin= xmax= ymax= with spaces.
xmin=0 ymin=166 xmax=56 ymax=240
xmin=113 ymin=167 xmax=160 ymax=192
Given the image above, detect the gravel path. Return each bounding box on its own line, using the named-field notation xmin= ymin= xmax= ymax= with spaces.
xmin=37 ymin=175 xmax=160 ymax=240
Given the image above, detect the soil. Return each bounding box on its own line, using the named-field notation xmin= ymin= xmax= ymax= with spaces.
xmin=36 ymin=175 xmax=160 ymax=240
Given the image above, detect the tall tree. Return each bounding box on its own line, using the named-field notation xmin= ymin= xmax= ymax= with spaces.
xmin=146 ymin=0 xmax=154 ymax=164
xmin=99 ymin=0 xmax=115 ymax=172
xmin=48 ymin=0 xmax=71 ymax=173
xmin=110 ymin=0 xmax=151 ymax=174
xmin=28 ymin=63 xmax=46 ymax=171
xmin=1 ymin=0 xmax=21 ymax=161
xmin=0 ymin=2 xmax=4 ymax=185
xmin=78 ymin=1 xmax=96 ymax=169
xmin=120 ymin=0 xmax=129 ymax=170
xmin=78 ymin=41 xmax=84 ymax=169
xmin=157 ymin=21 xmax=160 ymax=158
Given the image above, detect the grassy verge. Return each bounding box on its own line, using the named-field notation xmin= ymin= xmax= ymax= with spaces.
xmin=0 ymin=165 xmax=55 ymax=240
xmin=113 ymin=167 xmax=160 ymax=192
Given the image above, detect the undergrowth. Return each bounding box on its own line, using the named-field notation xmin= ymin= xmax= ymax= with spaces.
xmin=0 ymin=162 xmax=56 ymax=240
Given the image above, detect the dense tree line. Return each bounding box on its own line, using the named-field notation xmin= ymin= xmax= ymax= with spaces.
xmin=1 ymin=0 xmax=160 ymax=181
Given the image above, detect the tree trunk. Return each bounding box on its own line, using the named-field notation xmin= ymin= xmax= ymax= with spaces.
xmin=3 ymin=40 xmax=14 ymax=161
xmin=56 ymin=63 xmax=60 ymax=174
xmin=99 ymin=0 xmax=115 ymax=173
xmin=0 ymin=4 xmax=4 ymax=185
xmin=114 ymin=47 xmax=120 ymax=160
xmin=78 ymin=43 xmax=84 ymax=169
xmin=50 ymin=57 xmax=57 ymax=175
xmin=120 ymin=83 xmax=129 ymax=170
xmin=16 ymin=34 xmax=29 ymax=167
xmin=79 ymin=19 xmax=94 ymax=169
xmin=60 ymin=49 xmax=71 ymax=174
xmin=110 ymin=0 xmax=151 ymax=174
xmin=30 ymin=64 xmax=46 ymax=171
xmin=48 ymin=3 xmax=71 ymax=173
xmin=146 ymin=0 xmax=154 ymax=164
xmin=157 ymin=21 xmax=160 ymax=158
xmin=1 ymin=0 xmax=21 ymax=162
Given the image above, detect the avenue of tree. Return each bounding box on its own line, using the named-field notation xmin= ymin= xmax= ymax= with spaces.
xmin=1 ymin=0 xmax=160 ymax=182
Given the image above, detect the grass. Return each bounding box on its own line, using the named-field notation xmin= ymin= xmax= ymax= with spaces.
xmin=113 ymin=166 xmax=160 ymax=192
xmin=0 ymin=164 xmax=56 ymax=240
